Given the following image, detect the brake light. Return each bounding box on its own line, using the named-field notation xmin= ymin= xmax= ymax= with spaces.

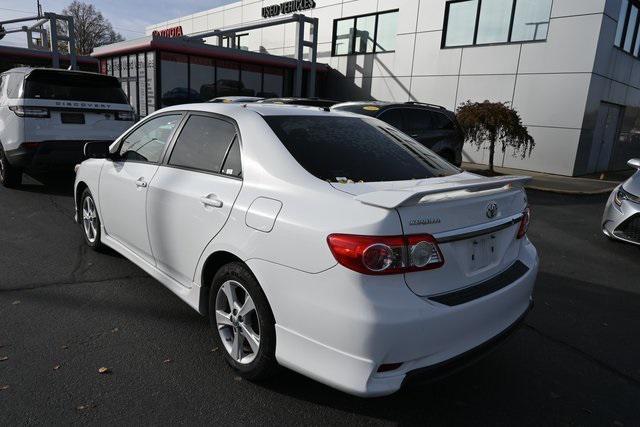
xmin=9 ymin=106 xmax=50 ymax=118
xmin=327 ymin=234 xmax=444 ymax=275
xmin=517 ymin=207 xmax=531 ymax=239
xmin=116 ymin=110 xmax=134 ymax=121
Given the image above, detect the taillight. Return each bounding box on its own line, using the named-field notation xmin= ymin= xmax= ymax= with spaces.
xmin=116 ymin=110 xmax=134 ymax=121
xmin=9 ymin=106 xmax=50 ymax=118
xmin=327 ymin=234 xmax=444 ymax=275
xmin=517 ymin=207 xmax=531 ymax=239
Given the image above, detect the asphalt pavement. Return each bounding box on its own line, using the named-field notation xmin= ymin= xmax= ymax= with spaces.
xmin=1 ymin=173 xmax=639 ymax=426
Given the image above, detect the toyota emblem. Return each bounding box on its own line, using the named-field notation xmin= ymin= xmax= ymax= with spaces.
xmin=486 ymin=202 xmax=498 ymax=219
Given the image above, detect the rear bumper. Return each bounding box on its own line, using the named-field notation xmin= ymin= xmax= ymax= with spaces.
xmin=5 ymin=140 xmax=111 ymax=170
xmin=247 ymin=240 xmax=538 ymax=397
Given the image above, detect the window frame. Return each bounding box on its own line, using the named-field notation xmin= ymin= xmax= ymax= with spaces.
xmin=331 ymin=9 xmax=399 ymax=57
xmin=441 ymin=0 xmax=552 ymax=49
xmin=114 ymin=112 xmax=186 ymax=165
xmin=615 ymin=0 xmax=640 ymax=58
xmin=161 ymin=111 xmax=243 ymax=181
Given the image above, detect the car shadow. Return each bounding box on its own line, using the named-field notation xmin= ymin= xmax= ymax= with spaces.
xmin=14 ymin=170 xmax=75 ymax=197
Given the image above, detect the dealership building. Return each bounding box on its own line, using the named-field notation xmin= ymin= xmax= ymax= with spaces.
xmin=93 ymin=0 xmax=640 ymax=176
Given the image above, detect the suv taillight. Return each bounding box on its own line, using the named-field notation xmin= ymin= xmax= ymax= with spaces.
xmin=9 ymin=106 xmax=50 ymax=118
xmin=517 ymin=207 xmax=531 ymax=239
xmin=327 ymin=234 xmax=444 ymax=275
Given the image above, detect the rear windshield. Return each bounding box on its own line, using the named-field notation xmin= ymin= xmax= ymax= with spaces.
xmin=23 ymin=71 xmax=128 ymax=103
xmin=264 ymin=116 xmax=460 ymax=183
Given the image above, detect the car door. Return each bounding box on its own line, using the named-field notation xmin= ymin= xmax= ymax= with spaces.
xmin=146 ymin=113 xmax=243 ymax=285
xmin=99 ymin=113 xmax=183 ymax=265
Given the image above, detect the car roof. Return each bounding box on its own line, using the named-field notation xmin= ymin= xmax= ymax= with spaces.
xmin=332 ymin=101 xmax=449 ymax=112
xmin=1 ymin=67 xmax=115 ymax=79
xmin=156 ymin=102 xmax=358 ymax=119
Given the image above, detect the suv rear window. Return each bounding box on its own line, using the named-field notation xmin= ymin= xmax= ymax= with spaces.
xmin=264 ymin=116 xmax=460 ymax=183
xmin=22 ymin=70 xmax=128 ymax=103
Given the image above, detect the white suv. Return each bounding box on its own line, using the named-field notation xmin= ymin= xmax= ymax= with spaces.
xmin=74 ymin=103 xmax=538 ymax=397
xmin=0 ymin=67 xmax=134 ymax=187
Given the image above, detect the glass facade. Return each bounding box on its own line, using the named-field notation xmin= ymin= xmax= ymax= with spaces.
xmin=443 ymin=0 xmax=552 ymax=47
xmin=615 ymin=0 xmax=640 ymax=57
xmin=102 ymin=50 xmax=297 ymax=117
xmin=332 ymin=10 xmax=399 ymax=56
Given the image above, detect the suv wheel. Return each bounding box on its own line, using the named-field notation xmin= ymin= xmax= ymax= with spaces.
xmin=80 ymin=188 xmax=104 ymax=250
xmin=209 ymin=262 xmax=279 ymax=381
xmin=0 ymin=147 xmax=22 ymax=188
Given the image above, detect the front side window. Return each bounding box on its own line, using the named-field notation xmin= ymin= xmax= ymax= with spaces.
xmin=119 ymin=114 xmax=182 ymax=163
xmin=332 ymin=10 xmax=398 ymax=56
xmin=168 ymin=115 xmax=238 ymax=175
xmin=443 ymin=0 xmax=552 ymax=48
xmin=264 ymin=115 xmax=459 ymax=183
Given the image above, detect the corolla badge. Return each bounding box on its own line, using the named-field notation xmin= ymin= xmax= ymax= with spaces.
xmin=486 ymin=201 xmax=499 ymax=219
xmin=409 ymin=218 xmax=442 ymax=226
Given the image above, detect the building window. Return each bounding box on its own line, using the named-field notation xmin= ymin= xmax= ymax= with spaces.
xmin=331 ymin=10 xmax=399 ymax=56
xmin=615 ymin=0 xmax=640 ymax=57
xmin=442 ymin=0 xmax=552 ymax=48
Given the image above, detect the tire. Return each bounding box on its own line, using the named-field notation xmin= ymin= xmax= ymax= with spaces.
xmin=0 ymin=147 xmax=22 ymax=188
xmin=80 ymin=188 xmax=104 ymax=250
xmin=209 ymin=262 xmax=279 ymax=381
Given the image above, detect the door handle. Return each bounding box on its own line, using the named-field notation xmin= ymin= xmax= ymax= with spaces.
xmin=136 ymin=178 xmax=148 ymax=188
xmin=200 ymin=194 xmax=223 ymax=208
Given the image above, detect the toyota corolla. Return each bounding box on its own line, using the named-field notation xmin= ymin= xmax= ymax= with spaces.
xmin=74 ymin=103 xmax=538 ymax=397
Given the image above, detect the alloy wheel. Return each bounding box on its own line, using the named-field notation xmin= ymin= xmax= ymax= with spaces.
xmin=82 ymin=196 xmax=99 ymax=243
xmin=215 ymin=280 xmax=261 ymax=364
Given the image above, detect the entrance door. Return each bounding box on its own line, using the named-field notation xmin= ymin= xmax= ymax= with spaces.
xmin=587 ymin=103 xmax=623 ymax=173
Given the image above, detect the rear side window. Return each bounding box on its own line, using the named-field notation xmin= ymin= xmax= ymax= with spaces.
xmin=22 ymin=70 xmax=128 ymax=103
xmin=378 ymin=109 xmax=404 ymax=130
xmin=6 ymin=74 xmax=23 ymax=99
xmin=429 ymin=112 xmax=455 ymax=130
xmin=169 ymin=115 xmax=237 ymax=174
xmin=264 ymin=116 xmax=459 ymax=183
xmin=404 ymin=109 xmax=434 ymax=132
xmin=221 ymin=139 xmax=242 ymax=178
xmin=120 ymin=114 xmax=182 ymax=163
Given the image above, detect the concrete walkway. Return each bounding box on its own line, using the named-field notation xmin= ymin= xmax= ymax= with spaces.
xmin=462 ymin=163 xmax=630 ymax=195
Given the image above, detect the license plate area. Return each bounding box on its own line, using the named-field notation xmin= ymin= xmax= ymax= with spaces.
xmin=61 ymin=112 xmax=85 ymax=124
xmin=470 ymin=234 xmax=497 ymax=271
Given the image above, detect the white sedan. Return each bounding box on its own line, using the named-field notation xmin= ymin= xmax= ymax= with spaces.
xmin=74 ymin=103 xmax=538 ymax=397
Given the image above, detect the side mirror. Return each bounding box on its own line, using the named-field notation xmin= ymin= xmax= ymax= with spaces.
xmin=628 ymin=158 xmax=640 ymax=170
xmin=83 ymin=141 xmax=109 ymax=159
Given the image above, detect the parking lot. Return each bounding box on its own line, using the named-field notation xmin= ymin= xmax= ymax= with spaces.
xmin=1 ymin=173 xmax=639 ymax=426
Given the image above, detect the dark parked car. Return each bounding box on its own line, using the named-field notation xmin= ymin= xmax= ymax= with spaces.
xmin=331 ymin=101 xmax=464 ymax=166
xmin=258 ymin=98 xmax=339 ymax=108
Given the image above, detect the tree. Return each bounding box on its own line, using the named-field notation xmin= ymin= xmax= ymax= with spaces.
xmin=58 ymin=1 xmax=124 ymax=55
xmin=456 ymin=100 xmax=535 ymax=175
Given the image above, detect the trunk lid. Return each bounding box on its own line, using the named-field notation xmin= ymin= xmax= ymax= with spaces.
xmin=332 ymin=172 xmax=530 ymax=297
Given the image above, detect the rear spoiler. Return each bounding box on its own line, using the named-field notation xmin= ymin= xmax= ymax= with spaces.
xmin=355 ymin=176 xmax=531 ymax=209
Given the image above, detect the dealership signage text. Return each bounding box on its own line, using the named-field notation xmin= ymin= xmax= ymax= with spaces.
xmin=152 ymin=26 xmax=184 ymax=38
xmin=262 ymin=0 xmax=316 ymax=18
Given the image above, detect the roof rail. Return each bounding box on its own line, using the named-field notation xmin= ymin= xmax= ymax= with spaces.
xmin=404 ymin=101 xmax=446 ymax=110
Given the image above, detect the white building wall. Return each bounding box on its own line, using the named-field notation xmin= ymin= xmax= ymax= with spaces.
xmin=148 ymin=0 xmax=640 ymax=176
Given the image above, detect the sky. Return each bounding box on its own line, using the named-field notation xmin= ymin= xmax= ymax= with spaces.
xmin=0 ymin=0 xmax=236 ymax=48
